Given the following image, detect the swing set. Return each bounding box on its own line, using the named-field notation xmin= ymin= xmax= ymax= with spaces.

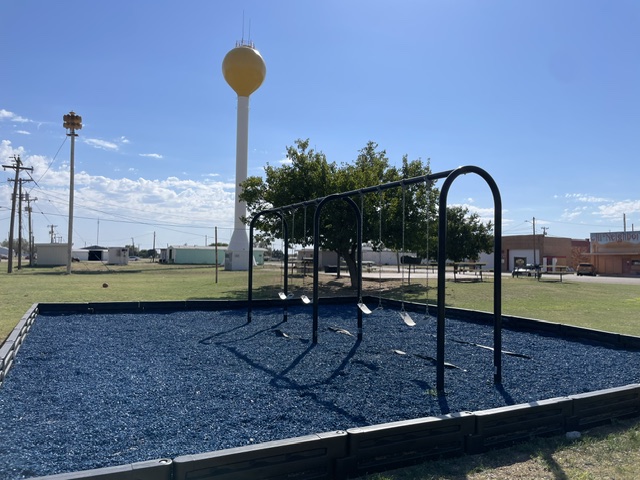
xmin=247 ymin=165 xmax=503 ymax=391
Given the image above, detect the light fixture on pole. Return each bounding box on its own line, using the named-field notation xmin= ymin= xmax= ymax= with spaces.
xmin=63 ymin=111 xmax=82 ymax=274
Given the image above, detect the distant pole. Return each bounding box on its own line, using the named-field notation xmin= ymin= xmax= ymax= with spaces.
xmin=25 ymin=194 xmax=37 ymax=267
xmin=152 ymin=231 xmax=156 ymax=262
xmin=7 ymin=161 xmax=19 ymax=274
xmin=2 ymin=155 xmax=33 ymax=273
xmin=215 ymin=226 xmax=219 ymax=284
xmin=532 ymin=217 xmax=537 ymax=266
xmin=63 ymin=111 xmax=82 ymax=274
xmin=17 ymin=179 xmax=24 ymax=270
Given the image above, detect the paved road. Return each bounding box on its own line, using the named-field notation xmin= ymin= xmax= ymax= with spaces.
xmin=543 ymin=272 xmax=640 ymax=285
xmin=359 ymin=266 xmax=640 ymax=285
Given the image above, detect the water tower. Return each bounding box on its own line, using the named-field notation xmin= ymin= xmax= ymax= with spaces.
xmin=222 ymin=41 xmax=266 ymax=270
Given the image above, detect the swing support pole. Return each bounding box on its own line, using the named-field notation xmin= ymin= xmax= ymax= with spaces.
xmin=248 ymin=210 xmax=289 ymax=322
xmin=437 ymin=166 xmax=502 ymax=391
xmin=312 ymin=195 xmax=363 ymax=343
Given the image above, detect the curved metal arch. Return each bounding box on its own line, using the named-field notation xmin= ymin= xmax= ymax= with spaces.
xmin=436 ymin=165 xmax=503 ymax=391
xmin=248 ymin=209 xmax=289 ymax=323
xmin=312 ymin=194 xmax=363 ymax=343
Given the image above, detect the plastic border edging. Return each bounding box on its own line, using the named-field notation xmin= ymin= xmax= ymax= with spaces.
xmin=172 ymin=430 xmax=348 ymax=480
xmin=27 ymin=458 xmax=172 ymax=480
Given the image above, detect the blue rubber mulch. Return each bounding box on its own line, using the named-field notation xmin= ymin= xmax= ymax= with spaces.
xmin=1 ymin=305 xmax=639 ymax=478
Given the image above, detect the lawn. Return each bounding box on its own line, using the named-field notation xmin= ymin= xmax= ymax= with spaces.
xmin=2 ymin=261 xmax=640 ymax=341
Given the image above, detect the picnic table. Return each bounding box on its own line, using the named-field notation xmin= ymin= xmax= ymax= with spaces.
xmin=452 ymin=262 xmax=486 ymax=282
xmin=537 ymin=266 xmax=572 ymax=282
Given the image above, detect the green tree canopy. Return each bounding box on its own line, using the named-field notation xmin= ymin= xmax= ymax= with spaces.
xmin=240 ymin=139 xmax=493 ymax=287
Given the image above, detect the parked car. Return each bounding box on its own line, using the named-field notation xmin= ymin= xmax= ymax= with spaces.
xmin=512 ymin=264 xmax=539 ymax=277
xmin=576 ymin=263 xmax=596 ymax=276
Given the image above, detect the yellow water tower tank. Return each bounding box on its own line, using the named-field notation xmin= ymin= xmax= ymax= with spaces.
xmin=222 ymin=44 xmax=266 ymax=97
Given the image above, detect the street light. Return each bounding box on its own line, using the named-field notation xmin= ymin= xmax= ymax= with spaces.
xmin=63 ymin=111 xmax=82 ymax=274
xmin=525 ymin=217 xmax=537 ymax=267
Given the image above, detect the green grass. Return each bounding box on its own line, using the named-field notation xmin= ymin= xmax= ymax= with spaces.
xmin=408 ymin=276 xmax=640 ymax=336
xmin=2 ymin=262 xmax=640 ymax=341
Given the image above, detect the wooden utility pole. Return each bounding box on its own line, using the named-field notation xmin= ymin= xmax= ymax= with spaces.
xmin=2 ymin=155 xmax=33 ymax=273
xmin=16 ymin=178 xmax=33 ymax=270
xmin=25 ymin=194 xmax=37 ymax=266
xmin=48 ymin=225 xmax=57 ymax=243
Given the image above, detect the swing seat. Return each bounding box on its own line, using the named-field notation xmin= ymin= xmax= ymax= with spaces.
xmin=399 ymin=310 xmax=416 ymax=326
xmin=357 ymin=302 xmax=372 ymax=315
xmin=278 ymin=292 xmax=293 ymax=300
xmin=300 ymin=295 xmax=312 ymax=304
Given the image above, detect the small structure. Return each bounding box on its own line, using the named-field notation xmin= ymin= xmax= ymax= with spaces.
xmin=501 ymin=235 xmax=573 ymax=272
xmin=159 ymin=246 xmax=266 ymax=266
xmin=80 ymin=245 xmax=109 ymax=262
xmin=107 ymin=247 xmax=129 ymax=266
xmin=34 ymin=243 xmax=68 ymax=266
xmin=160 ymin=246 xmax=225 ymax=265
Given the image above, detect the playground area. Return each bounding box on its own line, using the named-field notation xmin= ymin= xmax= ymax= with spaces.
xmin=2 ymin=303 xmax=640 ymax=479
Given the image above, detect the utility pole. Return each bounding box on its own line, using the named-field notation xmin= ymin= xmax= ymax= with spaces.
xmin=531 ymin=217 xmax=537 ymax=267
xmin=63 ymin=111 xmax=82 ymax=274
xmin=15 ymin=178 xmax=33 ymax=270
xmin=152 ymin=231 xmax=156 ymax=263
xmin=25 ymin=194 xmax=37 ymax=267
xmin=3 ymin=155 xmax=33 ymax=273
xmin=48 ymin=225 xmax=57 ymax=243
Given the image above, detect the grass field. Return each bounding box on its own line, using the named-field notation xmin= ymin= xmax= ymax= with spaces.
xmin=2 ymin=260 xmax=640 ymax=340
xmin=2 ymin=260 xmax=640 ymax=479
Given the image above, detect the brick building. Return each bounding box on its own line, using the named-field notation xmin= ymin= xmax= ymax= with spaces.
xmin=587 ymin=231 xmax=640 ymax=276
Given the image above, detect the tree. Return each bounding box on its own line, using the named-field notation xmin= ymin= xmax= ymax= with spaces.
xmin=440 ymin=206 xmax=494 ymax=262
xmin=240 ymin=139 xmax=493 ymax=287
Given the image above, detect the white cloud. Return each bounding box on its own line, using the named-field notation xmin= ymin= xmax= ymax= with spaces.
xmin=279 ymin=157 xmax=292 ymax=165
xmin=595 ymin=200 xmax=640 ymax=219
xmin=16 ymin=130 xmax=31 ymax=135
xmin=119 ymin=136 xmax=130 ymax=144
xmin=564 ymin=193 xmax=611 ymax=203
xmin=139 ymin=153 xmax=163 ymax=159
xmin=0 ymin=109 xmax=30 ymax=123
xmin=84 ymin=138 xmax=119 ymax=151
xmin=1 ymin=138 xmax=237 ymax=246
xmin=561 ymin=206 xmax=587 ymax=221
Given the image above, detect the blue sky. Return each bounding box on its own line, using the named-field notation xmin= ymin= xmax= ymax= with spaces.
xmin=1 ymin=0 xmax=639 ymax=250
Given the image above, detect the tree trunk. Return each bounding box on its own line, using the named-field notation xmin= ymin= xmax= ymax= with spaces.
xmin=339 ymin=249 xmax=358 ymax=289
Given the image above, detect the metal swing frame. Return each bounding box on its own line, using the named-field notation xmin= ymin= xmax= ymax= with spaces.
xmin=247 ymin=165 xmax=503 ymax=391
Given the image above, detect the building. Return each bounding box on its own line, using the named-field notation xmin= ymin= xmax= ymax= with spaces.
xmin=160 ymin=246 xmax=224 ymax=265
xmin=34 ymin=244 xmax=129 ymax=266
xmin=34 ymin=243 xmax=69 ymax=266
xmin=588 ymin=231 xmax=640 ymax=276
xmin=500 ymin=235 xmax=574 ymax=272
